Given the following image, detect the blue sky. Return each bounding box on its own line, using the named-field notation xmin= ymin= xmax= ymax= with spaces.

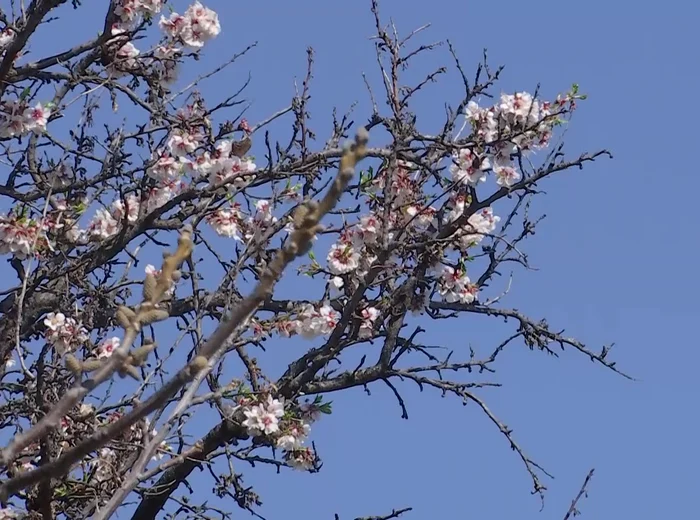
xmin=5 ymin=0 xmax=700 ymax=518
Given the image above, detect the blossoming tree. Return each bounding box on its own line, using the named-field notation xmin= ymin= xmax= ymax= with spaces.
xmin=0 ymin=1 xmax=625 ymax=518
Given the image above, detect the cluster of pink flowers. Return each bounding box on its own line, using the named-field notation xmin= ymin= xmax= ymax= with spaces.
xmin=197 ymin=131 xmax=257 ymax=190
xmin=244 ymin=200 xmax=277 ymax=242
xmin=327 ymin=243 xmax=361 ymax=275
xmin=152 ymin=44 xmax=182 ymax=84
xmin=148 ymin=149 xmax=191 ymax=182
xmin=159 ymin=1 xmax=221 ymax=49
xmin=84 ymin=180 xmax=189 ymax=243
xmin=86 ymin=193 xmax=140 ymax=241
xmin=358 ymin=306 xmax=381 ymax=338
xmin=110 ymin=1 xmax=220 ymax=83
xmin=459 ymin=207 xmax=501 ymax=249
xmin=159 ymin=124 xmax=256 ymax=172
xmin=145 ymin=178 xmax=187 ymax=214
xmin=0 ymin=214 xmax=47 ymax=258
xmin=289 ymin=304 xmax=340 ymax=339
xmin=465 ymin=91 xmax=554 ymax=151
xmin=242 ymin=395 xmax=285 ymax=436
xmin=370 ymin=160 xmax=418 ymax=207
xmin=0 ymin=27 xmax=15 ymax=50
xmin=43 ymin=312 xmax=90 ymax=355
xmin=167 ymin=129 xmax=203 ymax=158
xmin=113 ymin=0 xmax=164 ymax=30
xmin=285 ymin=447 xmax=317 ymax=471
xmin=113 ymin=42 xmax=141 ymax=74
xmin=325 ymin=214 xmax=383 ymax=277
xmin=206 ymin=205 xmax=243 ymax=240
xmin=239 ymin=395 xmax=319 ymax=471
xmin=404 ymin=204 xmax=437 ymax=231
xmin=276 ymin=304 xmax=341 ymax=339
xmin=276 ymin=420 xmax=312 ymax=451
xmin=96 ymin=337 xmax=120 ymax=359
xmin=0 ymin=100 xmax=51 ymax=138
xmin=448 ymin=90 xmax=568 ymax=192
xmin=83 ymin=130 xmax=249 ymax=245
xmin=450 ymin=148 xmax=491 ymax=186
xmin=437 ymin=265 xmax=478 ymax=304
xmin=441 ymin=195 xmax=501 ymax=250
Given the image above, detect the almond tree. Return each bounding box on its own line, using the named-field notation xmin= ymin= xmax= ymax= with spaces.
xmin=0 ymin=1 xmax=625 ymax=519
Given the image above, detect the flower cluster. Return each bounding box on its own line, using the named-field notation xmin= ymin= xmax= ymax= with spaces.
xmin=442 ymin=195 xmax=501 ymax=250
xmin=159 ymin=1 xmax=221 ymax=49
xmin=437 ymin=265 xmax=478 ymax=304
xmin=370 ymin=160 xmax=418 ymax=209
xmin=96 ymin=337 xmax=120 ymax=359
xmin=239 ymin=395 xmax=320 ymax=471
xmin=286 ymin=304 xmax=340 ymax=339
xmin=114 ymin=0 xmax=164 ymax=31
xmin=43 ymin=312 xmax=90 ymax=355
xmin=0 ymin=214 xmax=48 ymax=258
xmin=459 ymin=207 xmax=501 ymax=249
xmin=206 ymin=205 xmax=243 ymax=240
xmin=0 ymin=100 xmax=51 ymax=138
xmin=324 ymin=213 xmax=383 ymax=277
xmin=86 ymin=194 xmax=140 ymax=241
xmin=244 ymin=200 xmax=277 ymax=242
xmin=198 ymin=142 xmax=257 ymax=191
xmin=113 ymin=42 xmax=141 ymax=73
xmin=285 ymin=447 xmax=317 ymax=471
xmin=242 ymin=395 xmax=285 ymax=436
xmin=0 ymin=27 xmax=15 ymax=51
xmin=358 ymin=306 xmax=381 ymax=338
xmin=111 ymin=2 xmax=220 ymax=83
xmin=450 ymin=148 xmax=490 ymax=186
xmin=466 ymin=91 xmax=554 ymax=152
xmin=148 ymin=151 xmax=188 ymax=182
xmin=327 ymin=243 xmax=361 ymax=275
xmin=449 ymin=90 xmax=572 ymax=192
xmin=152 ymin=44 xmax=182 ymax=84
xmin=145 ymin=178 xmax=187 ymax=214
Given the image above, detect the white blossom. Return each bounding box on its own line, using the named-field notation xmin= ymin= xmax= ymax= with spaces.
xmin=293 ymin=304 xmax=340 ymax=339
xmin=450 ymin=148 xmax=490 ymax=186
xmin=97 ymin=337 xmax=120 ymax=359
xmin=159 ymin=2 xmax=221 ymax=48
xmin=358 ymin=307 xmax=380 ymax=339
xmin=494 ymin=164 xmax=521 ymax=187
xmin=437 ymin=265 xmax=478 ymax=304
xmin=327 ymin=243 xmax=360 ymax=274
xmin=242 ymin=396 xmax=285 ymax=436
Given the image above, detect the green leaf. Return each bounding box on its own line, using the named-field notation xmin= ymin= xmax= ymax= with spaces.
xmin=308 ymin=250 xmax=316 ymax=260
xmin=75 ymin=201 xmax=87 ymax=214
xmin=457 ymin=257 xmax=466 ymax=272
xmin=19 ymin=87 xmax=31 ymax=100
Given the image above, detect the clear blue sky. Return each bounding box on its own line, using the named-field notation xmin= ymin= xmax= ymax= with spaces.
xmin=9 ymin=1 xmax=700 ymax=518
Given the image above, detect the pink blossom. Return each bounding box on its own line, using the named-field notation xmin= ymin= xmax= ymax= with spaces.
xmin=97 ymin=337 xmax=120 ymax=359
xmin=327 ymin=243 xmax=360 ymax=274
